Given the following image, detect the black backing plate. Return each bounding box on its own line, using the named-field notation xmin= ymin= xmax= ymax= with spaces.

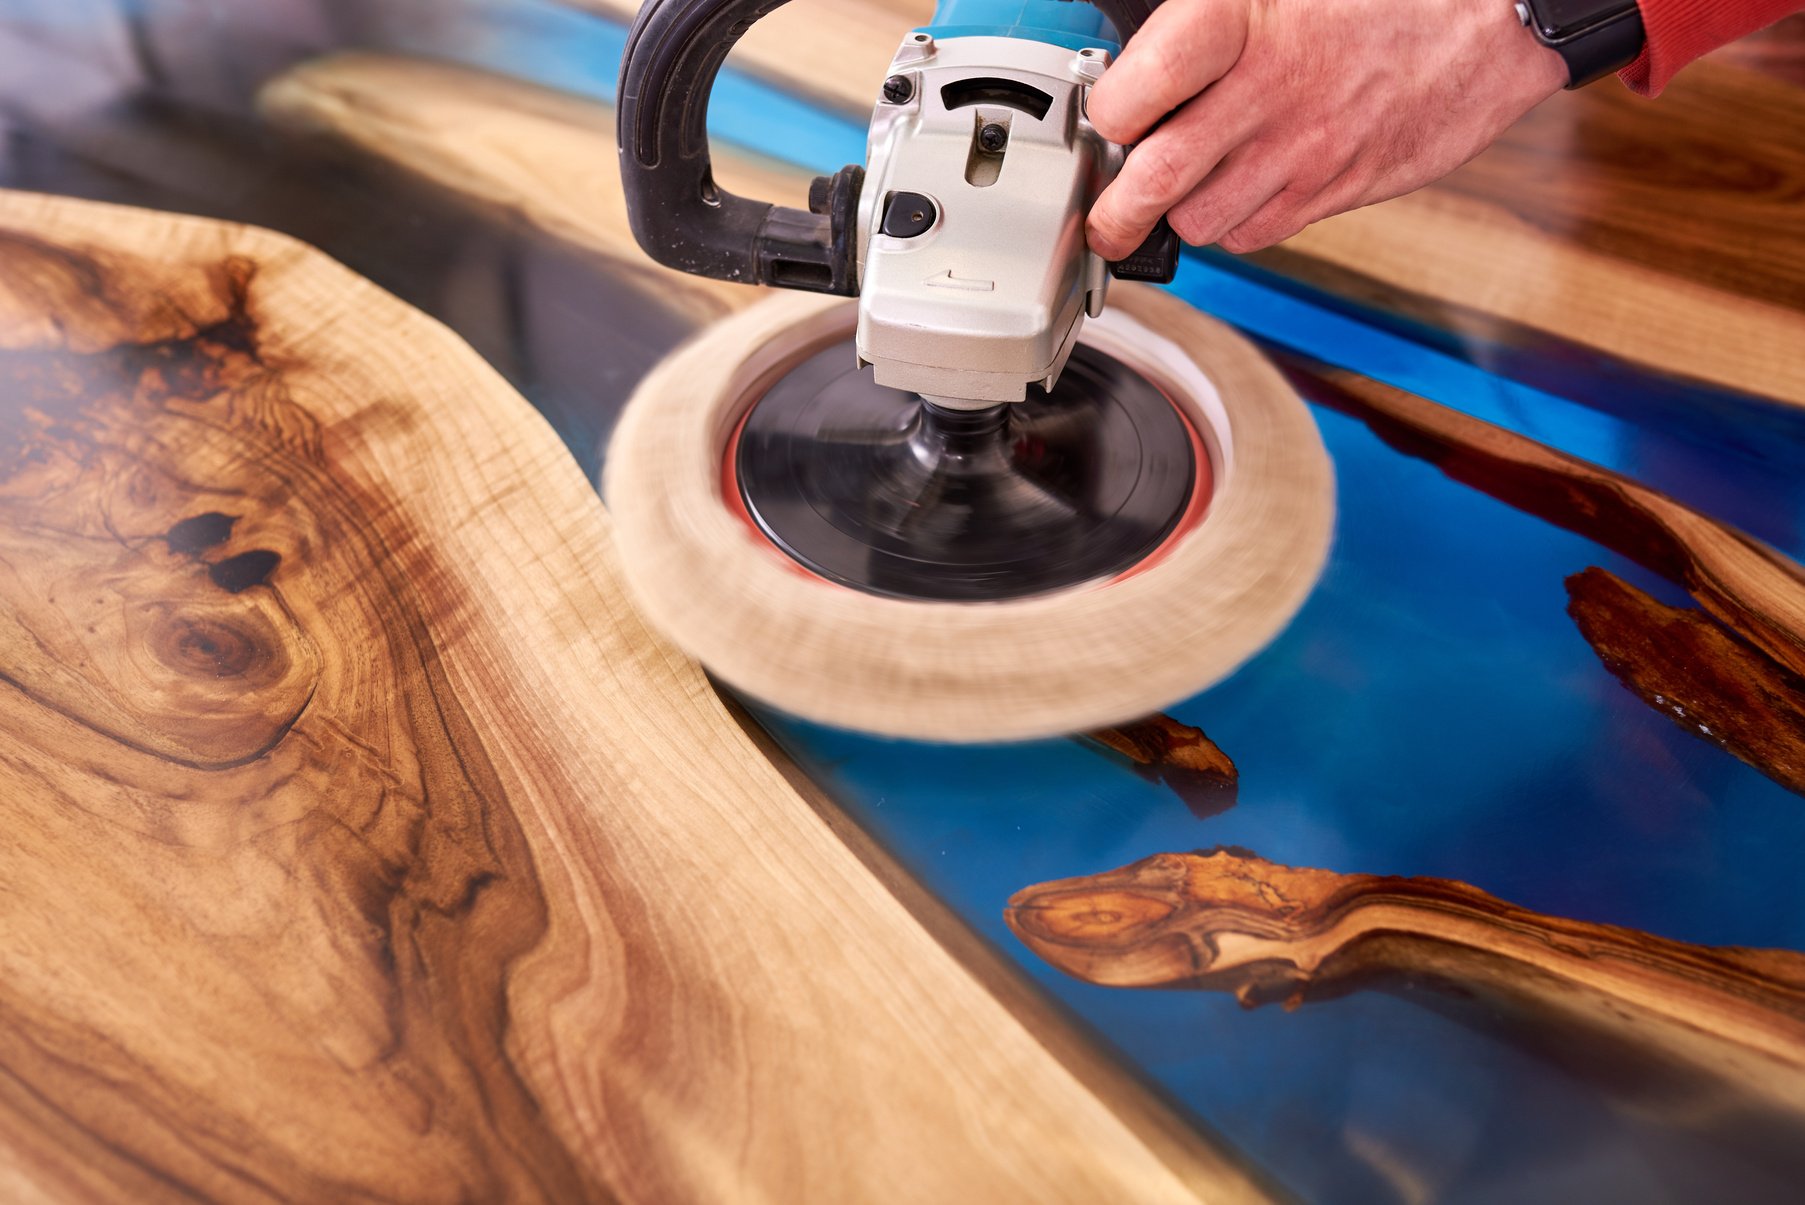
xmin=733 ymin=340 xmax=1200 ymax=602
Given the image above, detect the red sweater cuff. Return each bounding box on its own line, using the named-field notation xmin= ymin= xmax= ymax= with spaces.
xmin=1619 ymin=0 xmax=1805 ymax=95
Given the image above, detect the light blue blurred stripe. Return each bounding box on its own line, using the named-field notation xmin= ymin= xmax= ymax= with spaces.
xmin=386 ymin=0 xmax=870 ymax=168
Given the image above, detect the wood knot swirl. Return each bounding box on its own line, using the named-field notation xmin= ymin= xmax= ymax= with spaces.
xmin=1013 ymin=889 xmax=1178 ymax=947
xmin=153 ymin=613 xmax=268 ymax=679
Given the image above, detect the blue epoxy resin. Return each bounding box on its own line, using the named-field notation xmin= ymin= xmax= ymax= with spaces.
xmin=920 ymin=0 xmax=1122 ymax=51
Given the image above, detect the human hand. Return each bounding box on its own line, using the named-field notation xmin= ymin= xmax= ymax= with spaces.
xmin=1085 ymin=0 xmax=1569 ymax=258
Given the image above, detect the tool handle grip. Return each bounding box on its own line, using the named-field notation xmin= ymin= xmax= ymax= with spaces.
xmin=618 ymin=0 xmax=862 ymax=295
xmin=617 ymin=1 xmax=1164 ymax=296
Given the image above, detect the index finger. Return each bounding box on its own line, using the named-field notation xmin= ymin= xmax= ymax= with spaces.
xmin=1087 ymin=0 xmax=1249 ymax=146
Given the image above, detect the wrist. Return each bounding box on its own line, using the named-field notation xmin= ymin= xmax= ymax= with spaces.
xmin=1514 ymin=0 xmax=1647 ymax=88
xmin=1482 ymin=0 xmax=1569 ymax=103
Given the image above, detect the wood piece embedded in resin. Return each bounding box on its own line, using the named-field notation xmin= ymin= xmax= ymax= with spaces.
xmin=1280 ymin=358 xmax=1805 ymax=684
xmin=1567 ymin=566 xmax=1805 ymax=797
xmin=1007 ymin=848 xmax=1805 ymax=1122
xmin=1084 ymin=715 xmax=1239 ymax=819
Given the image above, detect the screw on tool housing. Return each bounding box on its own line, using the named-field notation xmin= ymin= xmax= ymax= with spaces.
xmin=881 ymin=74 xmax=914 ymax=104
xmin=978 ymin=122 xmax=1009 ymax=153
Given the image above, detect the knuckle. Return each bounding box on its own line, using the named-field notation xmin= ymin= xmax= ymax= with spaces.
xmin=1217 ymin=226 xmax=1265 ymax=254
xmin=1169 ymin=210 xmax=1212 ymax=246
xmin=1131 ymin=144 xmax=1189 ymax=204
xmin=1143 ymin=38 xmax=1192 ymax=103
xmin=1088 ymin=199 xmax=1127 ymax=238
xmin=1222 ymin=205 xmax=1299 ymax=253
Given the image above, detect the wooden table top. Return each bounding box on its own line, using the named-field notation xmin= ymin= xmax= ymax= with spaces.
xmin=3 ymin=2 xmax=1805 ymax=1201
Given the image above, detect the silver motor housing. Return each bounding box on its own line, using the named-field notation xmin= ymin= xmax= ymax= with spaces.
xmin=854 ymin=34 xmax=1123 ymax=408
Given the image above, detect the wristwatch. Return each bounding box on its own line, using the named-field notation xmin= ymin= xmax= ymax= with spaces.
xmin=1514 ymin=0 xmax=1646 ymax=88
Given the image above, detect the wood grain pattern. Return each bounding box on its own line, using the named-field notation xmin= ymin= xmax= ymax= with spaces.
xmin=1441 ymin=62 xmax=1805 ymax=315
xmin=259 ymin=41 xmax=1805 ymax=418
xmin=1280 ymin=358 xmax=1805 ymax=684
xmin=1567 ymin=565 xmax=1805 ymax=797
xmin=1006 ymin=848 xmax=1805 ymax=1120
xmin=0 ymin=189 xmax=1269 ymax=1203
xmin=258 ymin=53 xmax=812 ymax=323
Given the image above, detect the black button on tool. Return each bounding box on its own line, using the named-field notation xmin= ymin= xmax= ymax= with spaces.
xmin=881 ymin=192 xmax=938 ymax=238
xmin=1110 ymin=217 xmax=1181 ymax=283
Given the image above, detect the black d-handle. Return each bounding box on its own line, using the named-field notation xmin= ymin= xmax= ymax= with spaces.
xmin=617 ymin=0 xmax=1163 ymax=298
xmin=618 ymin=0 xmax=863 ymax=295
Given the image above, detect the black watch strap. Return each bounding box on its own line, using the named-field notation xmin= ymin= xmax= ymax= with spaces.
xmin=1517 ymin=1 xmax=1646 ymax=89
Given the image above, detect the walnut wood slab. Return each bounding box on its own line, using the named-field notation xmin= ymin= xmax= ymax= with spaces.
xmin=1007 ymin=849 xmax=1805 ymax=1121
xmin=0 ymin=189 xmax=1269 ymax=1203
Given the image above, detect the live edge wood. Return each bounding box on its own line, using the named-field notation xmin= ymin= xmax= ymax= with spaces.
xmin=1279 ymin=359 xmax=1805 ymax=685
xmin=0 ymin=190 xmax=1266 ymax=1203
xmin=1007 ymin=849 xmax=1805 ymax=1122
xmin=1567 ymin=566 xmax=1805 ymax=797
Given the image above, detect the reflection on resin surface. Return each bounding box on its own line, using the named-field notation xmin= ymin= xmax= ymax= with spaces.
xmin=753 ymin=391 xmax=1805 ymax=1201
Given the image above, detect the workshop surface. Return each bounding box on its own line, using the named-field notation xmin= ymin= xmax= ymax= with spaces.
xmin=2 ymin=2 xmax=1804 ymax=1202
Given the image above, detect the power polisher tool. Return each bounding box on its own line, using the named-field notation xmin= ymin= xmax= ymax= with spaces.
xmin=608 ymin=0 xmax=1335 ymax=742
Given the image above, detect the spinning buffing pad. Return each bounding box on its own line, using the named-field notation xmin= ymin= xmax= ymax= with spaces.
xmin=605 ymin=284 xmax=1334 ymax=743
xmin=734 ymin=341 xmax=1199 ymax=603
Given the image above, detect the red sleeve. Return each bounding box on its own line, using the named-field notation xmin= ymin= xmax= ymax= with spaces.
xmin=1619 ymin=0 xmax=1805 ymax=95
